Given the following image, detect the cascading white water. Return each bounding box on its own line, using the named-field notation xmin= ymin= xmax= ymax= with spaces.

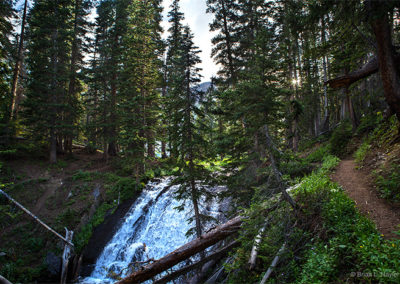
xmin=80 ymin=177 xmax=228 ymax=283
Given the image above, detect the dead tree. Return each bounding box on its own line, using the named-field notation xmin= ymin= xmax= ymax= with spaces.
xmin=116 ymin=216 xmax=243 ymax=284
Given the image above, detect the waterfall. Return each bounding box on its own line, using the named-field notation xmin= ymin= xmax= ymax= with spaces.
xmin=80 ymin=177 xmax=228 ymax=283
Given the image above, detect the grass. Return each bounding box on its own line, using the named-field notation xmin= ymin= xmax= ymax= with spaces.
xmin=292 ymin=156 xmax=400 ymax=283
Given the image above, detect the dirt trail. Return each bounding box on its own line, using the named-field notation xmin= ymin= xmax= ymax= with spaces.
xmin=331 ymin=159 xmax=400 ymax=239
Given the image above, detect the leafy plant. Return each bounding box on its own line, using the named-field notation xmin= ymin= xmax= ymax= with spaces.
xmin=329 ymin=121 xmax=353 ymax=156
xmin=376 ymin=164 xmax=400 ymax=201
xmin=354 ymin=140 xmax=371 ymax=165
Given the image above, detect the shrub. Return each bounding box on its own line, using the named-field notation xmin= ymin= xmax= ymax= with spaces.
xmin=329 ymin=121 xmax=353 ymax=156
xmin=305 ymin=144 xmax=330 ymax=163
xmin=355 ymin=114 xmax=379 ymax=136
xmin=376 ymin=164 xmax=400 ymax=201
xmin=354 ymin=140 xmax=371 ymax=165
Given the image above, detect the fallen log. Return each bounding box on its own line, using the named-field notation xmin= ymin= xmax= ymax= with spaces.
xmin=154 ymin=241 xmax=239 ymax=284
xmin=326 ymin=57 xmax=378 ymax=89
xmin=248 ymin=217 xmax=271 ymax=270
xmin=0 ymin=189 xmax=74 ymax=246
xmin=326 ymin=54 xmax=400 ymax=89
xmin=0 ymin=275 xmax=13 ymax=284
xmin=259 ymin=243 xmax=286 ymax=284
xmin=117 ymin=201 xmax=283 ymax=284
xmin=117 ymin=216 xmax=243 ymax=284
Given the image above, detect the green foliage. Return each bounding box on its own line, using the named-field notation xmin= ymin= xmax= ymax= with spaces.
xmin=305 ymin=144 xmax=330 ymax=164
xmin=298 ymin=242 xmax=337 ymax=283
xmin=376 ymin=164 xmax=400 ymax=201
xmin=55 ymin=208 xmax=80 ymax=231
xmin=280 ymin=155 xmax=313 ymax=178
xmin=320 ymin=155 xmax=340 ymax=173
xmin=74 ymin=202 xmax=116 ymax=253
xmin=355 ymin=114 xmax=380 ymax=136
xmin=72 ymin=170 xmax=93 ymax=181
xmin=354 ymin=139 xmax=371 ymax=165
xmin=329 ymin=121 xmax=353 ymax=156
xmin=25 ymin=237 xmax=45 ymax=253
xmin=292 ymin=156 xmax=400 ymax=283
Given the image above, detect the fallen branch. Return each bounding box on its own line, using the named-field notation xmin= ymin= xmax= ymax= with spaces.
xmin=259 ymin=243 xmax=286 ymax=284
xmin=248 ymin=217 xmax=271 ymax=270
xmin=0 ymin=189 xmax=74 ymax=246
xmin=117 ymin=216 xmax=243 ymax=284
xmin=262 ymin=125 xmax=297 ymax=210
xmin=154 ymin=241 xmax=239 ymax=284
xmin=117 ymin=200 xmax=283 ymax=284
xmin=326 ymin=54 xmax=400 ymax=89
xmin=0 ymin=275 xmax=13 ymax=284
xmin=204 ymin=257 xmax=233 ymax=284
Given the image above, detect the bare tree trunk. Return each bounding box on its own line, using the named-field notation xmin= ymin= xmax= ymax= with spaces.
xmin=0 ymin=189 xmax=74 ymax=246
xmin=321 ymin=15 xmax=330 ymax=132
xmin=117 ymin=216 xmax=243 ymax=284
xmin=50 ymin=3 xmax=59 ymax=164
xmin=61 ymin=229 xmax=74 ymax=284
xmin=370 ymin=4 xmax=400 ymax=121
xmin=9 ymin=0 xmax=28 ymax=122
xmin=259 ymin=243 xmax=286 ymax=284
xmin=155 ymin=241 xmax=239 ymax=284
xmin=65 ymin=0 xmax=82 ymax=154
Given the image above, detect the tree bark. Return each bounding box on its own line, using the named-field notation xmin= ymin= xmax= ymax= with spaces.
xmin=49 ymin=2 xmax=59 ymax=164
xmin=65 ymin=0 xmax=82 ymax=154
xmin=370 ymin=4 xmax=400 ymax=121
xmin=321 ymin=15 xmax=330 ymax=132
xmin=154 ymin=241 xmax=239 ymax=284
xmin=9 ymin=0 xmax=28 ymax=122
xmin=117 ymin=216 xmax=243 ymax=284
xmin=326 ymin=57 xmax=379 ymax=89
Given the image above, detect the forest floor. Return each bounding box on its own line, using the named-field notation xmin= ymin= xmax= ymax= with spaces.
xmin=331 ymin=159 xmax=400 ymax=239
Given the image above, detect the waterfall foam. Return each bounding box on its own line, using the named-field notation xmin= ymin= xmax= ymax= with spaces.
xmin=80 ymin=177 xmax=227 ymax=283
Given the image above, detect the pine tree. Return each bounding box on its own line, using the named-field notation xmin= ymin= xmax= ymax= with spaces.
xmin=119 ymin=0 xmax=164 ymax=179
xmin=165 ymin=1 xmax=213 ymax=238
xmin=24 ymin=0 xmax=75 ymax=163
xmin=9 ymin=0 xmax=28 ymax=123
xmin=86 ymin=0 xmax=130 ymax=158
xmin=0 ymin=0 xmax=14 ymax=125
xmin=206 ymin=0 xmax=239 ymax=85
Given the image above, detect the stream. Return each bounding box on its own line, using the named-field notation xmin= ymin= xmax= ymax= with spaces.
xmin=79 ymin=177 xmax=229 ymax=283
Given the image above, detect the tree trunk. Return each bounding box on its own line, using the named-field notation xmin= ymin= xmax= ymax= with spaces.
xmin=155 ymin=241 xmax=239 ymax=284
xmin=221 ymin=0 xmax=235 ymax=85
xmin=321 ymin=15 xmax=330 ymax=132
xmin=50 ymin=3 xmax=59 ymax=164
xmin=117 ymin=216 xmax=243 ymax=284
xmin=65 ymin=0 xmax=82 ymax=154
xmin=370 ymin=5 xmax=400 ymax=121
xmin=9 ymin=0 xmax=28 ymax=122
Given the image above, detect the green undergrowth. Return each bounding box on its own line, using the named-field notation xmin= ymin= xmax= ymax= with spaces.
xmin=292 ymin=156 xmax=400 ymax=283
xmin=226 ymin=155 xmax=400 ymax=283
xmin=71 ymin=170 xmax=146 ymax=253
xmin=354 ymin=114 xmax=400 ymax=202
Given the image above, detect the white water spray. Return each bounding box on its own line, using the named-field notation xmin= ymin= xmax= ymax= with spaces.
xmin=80 ymin=177 xmax=228 ymax=283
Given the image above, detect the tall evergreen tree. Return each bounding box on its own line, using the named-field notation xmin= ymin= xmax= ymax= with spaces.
xmin=206 ymin=0 xmax=239 ymax=85
xmin=0 ymin=0 xmax=14 ymax=124
xmin=24 ymin=0 xmax=75 ymax=163
xmin=166 ymin=1 xmax=212 ymax=238
xmin=120 ymin=0 xmax=164 ymax=179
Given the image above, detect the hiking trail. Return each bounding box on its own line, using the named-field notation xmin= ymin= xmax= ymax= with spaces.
xmin=331 ymin=159 xmax=400 ymax=239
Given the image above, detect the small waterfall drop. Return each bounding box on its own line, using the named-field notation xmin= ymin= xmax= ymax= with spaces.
xmin=80 ymin=177 xmax=228 ymax=283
